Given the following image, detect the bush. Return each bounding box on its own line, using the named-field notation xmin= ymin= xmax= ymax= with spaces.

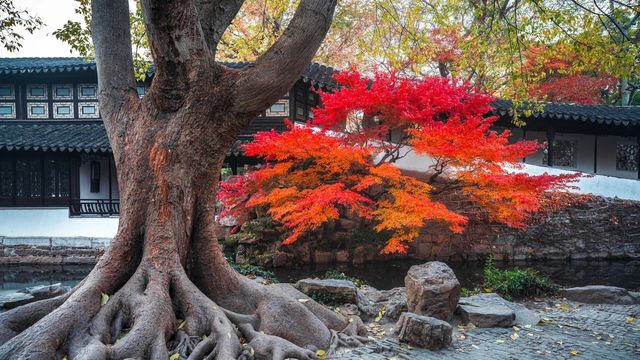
xmin=225 ymin=255 xmax=277 ymax=283
xmin=482 ymin=256 xmax=558 ymax=299
xmin=322 ymin=270 xmax=367 ymax=287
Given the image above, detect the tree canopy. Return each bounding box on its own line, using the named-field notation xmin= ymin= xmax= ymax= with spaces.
xmin=218 ymin=70 xmax=579 ymax=254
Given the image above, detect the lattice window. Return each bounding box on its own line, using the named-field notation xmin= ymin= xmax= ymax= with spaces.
xmin=616 ymin=143 xmax=639 ymax=172
xmin=544 ymin=139 xmax=577 ymax=167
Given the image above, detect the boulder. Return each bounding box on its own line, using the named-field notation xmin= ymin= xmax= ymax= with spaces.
xmin=456 ymin=293 xmax=539 ymax=327
xmin=20 ymin=283 xmax=69 ymax=300
xmin=562 ymin=285 xmax=639 ymax=305
xmin=356 ymin=285 xmax=407 ymax=322
xmin=405 ymin=261 xmax=460 ymax=320
xmin=295 ymin=278 xmax=358 ymax=303
xmin=396 ymin=312 xmax=452 ymax=350
xmin=0 ymin=292 xmax=35 ymax=309
xmin=1 ymin=283 xmax=71 ymax=310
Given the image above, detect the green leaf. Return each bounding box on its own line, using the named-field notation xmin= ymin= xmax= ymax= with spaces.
xmin=100 ymin=292 xmax=109 ymax=305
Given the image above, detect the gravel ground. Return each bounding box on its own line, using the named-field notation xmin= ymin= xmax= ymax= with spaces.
xmin=336 ymin=299 xmax=640 ymax=359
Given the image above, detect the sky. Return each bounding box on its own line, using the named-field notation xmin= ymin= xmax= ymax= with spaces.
xmin=3 ymin=0 xmax=136 ymax=58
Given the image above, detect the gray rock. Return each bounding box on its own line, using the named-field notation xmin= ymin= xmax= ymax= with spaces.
xmin=396 ymin=312 xmax=452 ymax=350
xmin=457 ymin=295 xmax=515 ymax=327
xmin=295 ymin=278 xmax=358 ymax=303
xmin=405 ymin=261 xmax=460 ymax=321
xmin=20 ymin=283 xmax=69 ymax=300
xmin=356 ymin=285 xmax=407 ymax=322
xmin=562 ymin=285 xmax=639 ymax=305
xmin=0 ymin=292 xmax=35 ymax=310
xmin=456 ymin=293 xmax=539 ymax=327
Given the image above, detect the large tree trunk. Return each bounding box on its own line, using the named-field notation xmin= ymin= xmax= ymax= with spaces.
xmin=0 ymin=68 xmax=363 ymax=360
xmin=0 ymin=0 xmax=368 ymax=359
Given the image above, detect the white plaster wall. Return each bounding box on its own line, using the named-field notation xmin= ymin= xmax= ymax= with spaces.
xmin=523 ymin=130 xmax=547 ymax=166
xmin=0 ymin=208 xmax=118 ymax=237
xmin=596 ymin=135 xmax=638 ymax=179
xmin=523 ymin=131 xmax=596 ymax=174
xmin=79 ymin=158 xmax=120 ymax=200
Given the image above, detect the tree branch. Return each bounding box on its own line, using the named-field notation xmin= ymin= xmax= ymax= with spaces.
xmin=91 ymin=0 xmax=137 ymax=122
xmin=196 ymin=0 xmax=245 ymax=54
xmin=231 ymin=0 xmax=338 ymax=114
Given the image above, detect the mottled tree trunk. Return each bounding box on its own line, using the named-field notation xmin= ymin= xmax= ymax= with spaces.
xmin=0 ymin=0 xmax=370 ymax=359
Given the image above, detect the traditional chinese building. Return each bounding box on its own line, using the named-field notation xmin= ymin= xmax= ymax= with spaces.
xmin=0 ymin=57 xmax=334 ymax=239
xmin=1 ymin=57 xmax=640 ymax=241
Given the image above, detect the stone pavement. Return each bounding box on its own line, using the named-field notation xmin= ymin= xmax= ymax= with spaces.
xmin=337 ymin=299 xmax=640 ymax=359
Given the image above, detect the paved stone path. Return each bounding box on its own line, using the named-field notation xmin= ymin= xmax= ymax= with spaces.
xmin=337 ymin=299 xmax=640 ymax=359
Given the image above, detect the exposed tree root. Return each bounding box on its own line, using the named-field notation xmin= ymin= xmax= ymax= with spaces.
xmin=0 ymin=251 xmax=368 ymax=360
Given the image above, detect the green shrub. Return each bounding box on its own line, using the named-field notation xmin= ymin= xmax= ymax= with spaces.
xmin=322 ymin=270 xmax=367 ymax=287
xmin=482 ymin=256 xmax=558 ymax=299
xmin=225 ymin=255 xmax=277 ymax=282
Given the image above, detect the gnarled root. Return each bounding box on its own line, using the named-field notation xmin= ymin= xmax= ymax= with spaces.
xmin=0 ymin=263 xmax=368 ymax=359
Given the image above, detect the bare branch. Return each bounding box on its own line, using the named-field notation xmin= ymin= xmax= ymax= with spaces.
xmin=196 ymin=0 xmax=245 ymax=53
xmin=232 ymin=0 xmax=338 ymax=114
xmin=91 ymin=0 xmax=137 ymax=131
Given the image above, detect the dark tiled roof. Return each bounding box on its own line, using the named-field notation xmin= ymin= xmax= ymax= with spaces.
xmin=0 ymin=57 xmax=339 ymax=89
xmin=492 ymin=99 xmax=640 ymax=127
xmin=0 ymin=57 xmax=97 ymax=74
xmin=0 ymin=120 xmax=277 ymax=154
xmin=0 ymin=121 xmax=111 ymax=153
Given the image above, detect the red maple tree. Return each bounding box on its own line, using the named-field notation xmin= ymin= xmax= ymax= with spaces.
xmin=219 ymin=70 xmax=579 ymax=253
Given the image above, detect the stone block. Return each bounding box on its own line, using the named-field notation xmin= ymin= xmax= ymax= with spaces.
xmin=396 ymin=312 xmax=452 ymax=350
xmin=405 ymin=261 xmax=460 ymax=321
xmin=52 ymin=237 xmax=92 ymax=249
xmin=295 ymin=278 xmax=358 ymax=303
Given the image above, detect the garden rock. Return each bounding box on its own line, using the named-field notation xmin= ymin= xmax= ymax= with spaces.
xmin=20 ymin=283 xmax=70 ymax=300
xmin=356 ymin=285 xmax=407 ymax=322
xmin=0 ymin=292 xmax=35 ymax=309
xmin=295 ymin=278 xmax=358 ymax=303
xmin=456 ymin=293 xmax=539 ymax=327
xmin=562 ymin=285 xmax=639 ymax=305
xmin=396 ymin=312 xmax=452 ymax=350
xmin=405 ymin=261 xmax=460 ymax=320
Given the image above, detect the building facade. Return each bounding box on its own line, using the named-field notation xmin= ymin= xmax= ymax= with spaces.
xmin=2 ymin=57 xmax=640 ymax=241
xmin=0 ymin=57 xmax=334 ymax=239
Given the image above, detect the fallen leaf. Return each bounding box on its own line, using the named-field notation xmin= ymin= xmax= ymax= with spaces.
xmin=169 ymin=354 xmax=180 ymax=360
xmin=570 ymin=350 xmax=579 ymax=356
xmin=316 ymin=349 xmax=326 ymax=360
xmin=100 ymin=292 xmax=109 ymax=305
xmin=510 ymin=333 xmax=519 ymax=341
xmin=298 ymin=298 xmax=309 ymax=303
xmin=496 ymin=339 xmax=505 ymax=344
xmin=626 ymin=316 xmax=636 ymax=324
xmin=178 ymin=320 xmax=186 ymax=329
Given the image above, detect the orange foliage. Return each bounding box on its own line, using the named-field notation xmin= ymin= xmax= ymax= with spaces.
xmin=219 ymin=70 xmax=580 ymax=253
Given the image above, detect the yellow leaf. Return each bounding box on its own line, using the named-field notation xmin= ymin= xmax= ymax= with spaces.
xmin=483 ymin=288 xmax=493 ymax=293
xmin=570 ymin=350 xmax=579 ymax=356
xmin=100 ymin=292 xmax=109 ymax=305
xmin=169 ymin=354 xmax=180 ymax=360
xmin=626 ymin=316 xmax=636 ymax=324
xmin=375 ymin=307 xmax=386 ymax=322
xmin=510 ymin=333 xmax=519 ymax=341
xmin=298 ymin=298 xmax=309 ymax=303
xmin=316 ymin=349 xmax=326 ymax=360
xmin=178 ymin=320 xmax=186 ymax=329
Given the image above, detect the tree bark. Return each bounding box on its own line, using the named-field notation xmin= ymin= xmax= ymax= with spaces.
xmin=0 ymin=0 xmax=365 ymax=359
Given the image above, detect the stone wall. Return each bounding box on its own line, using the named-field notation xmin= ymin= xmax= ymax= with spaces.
xmin=1 ymin=197 xmax=639 ymax=265
xmin=410 ymin=196 xmax=640 ymax=262
xmin=0 ymin=237 xmax=108 ymax=264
